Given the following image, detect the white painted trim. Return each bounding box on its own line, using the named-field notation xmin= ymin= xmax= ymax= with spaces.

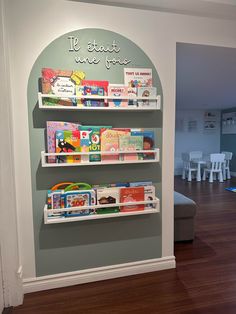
xmin=23 ymin=256 xmax=176 ymax=293
xmin=0 ymin=0 xmax=23 ymax=306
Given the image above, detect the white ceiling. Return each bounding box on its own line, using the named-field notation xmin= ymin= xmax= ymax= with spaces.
xmin=72 ymin=0 xmax=236 ymax=20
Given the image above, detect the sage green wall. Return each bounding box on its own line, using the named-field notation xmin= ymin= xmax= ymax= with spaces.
xmin=27 ymin=28 xmax=163 ymax=276
xmin=221 ymin=108 xmax=236 ymax=172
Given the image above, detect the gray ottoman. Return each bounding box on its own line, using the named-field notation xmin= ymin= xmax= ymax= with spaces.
xmin=174 ymin=192 xmax=197 ymax=242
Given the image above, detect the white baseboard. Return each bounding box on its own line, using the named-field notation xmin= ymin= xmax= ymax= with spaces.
xmin=23 ymin=256 xmax=176 ymax=293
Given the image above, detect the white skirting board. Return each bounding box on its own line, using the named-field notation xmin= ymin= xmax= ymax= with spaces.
xmin=23 ymin=256 xmax=176 ymax=293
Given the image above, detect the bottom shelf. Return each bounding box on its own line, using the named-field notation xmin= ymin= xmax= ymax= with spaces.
xmin=44 ymin=198 xmax=160 ymax=224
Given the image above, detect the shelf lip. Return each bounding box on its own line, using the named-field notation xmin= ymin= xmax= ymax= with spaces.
xmin=41 ymin=149 xmax=160 ymax=167
xmin=43 ymin=149 xmax=159 ymax=156
xmin=38 ymin=92 xmax=161 ymax=111
xmin=44 ymin=198 xmax=160 ymax=224
xmin=39 ymin=92 xmax=160 ymax=101
xmin=47 ymin=197 xmax=160 ymax=213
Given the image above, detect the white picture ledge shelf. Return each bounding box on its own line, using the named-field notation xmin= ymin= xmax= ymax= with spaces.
xmin=41 ymin=149 xmax=160 ymax=167
xmin=44 ymin=197 xmax=160 ymax=224
xmin=38 ymin=92 xmax=161 ymax=111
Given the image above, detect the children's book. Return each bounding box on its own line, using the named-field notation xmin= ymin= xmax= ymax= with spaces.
xmin=75 ymin=85 xmax=84 ymax=107
xmin=96 ymin=187 xmax=120 ymax=214
xmin=129 ymin=181 xmax=153 ymax=187
xmin=144 ymin=185 xmax=156 ymax=209
xmin=127 ymin=87 xmax=137 ymax=106
xmin=80 ymin=130 xmax=90 ymax=163
xmin=119 ymin=135 xmax=143 ymax=161
xmin=131 ymin=130 xmax=155 ymax=159
xmin=137 ymin=87 xmax=157 ymax=108
xmin=120 ymin=187 xmax=145 ymax=212
xmin=55 ymin=130 xmax=80 ymax=163
xmin=46 ymin=121 xmax=80 ymax=163
xmin=63 ymin=190 xmax=95 ymax=217
xmin=79 ymin=126 xmax=112 ymax=162
xmin=100 ymin=128 xmax=130 ymax=161
xmin=108 ymin=84 xmax=128 ymax=107
xmin=82 ymin=80 xmax=109 ymax=106
xmin=124 ymin=68 xmax=153 ymax=88
xmin=83 ymin=85 xmax=105 ymax=107
xmin=42 ymin=68 xmax=85 ymax=106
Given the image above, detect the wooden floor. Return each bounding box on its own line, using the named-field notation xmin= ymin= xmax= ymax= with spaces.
xmin=10 ymin=176 xmax=236 ymax=313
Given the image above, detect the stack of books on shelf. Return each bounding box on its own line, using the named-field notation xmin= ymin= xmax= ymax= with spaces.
xmin=41 ymin=67 xmax=157 ymax=109
xmin=46 ymin=181 xmax=157 ymax=219
xmin=46 ymin=121 xmax=156 ymax=164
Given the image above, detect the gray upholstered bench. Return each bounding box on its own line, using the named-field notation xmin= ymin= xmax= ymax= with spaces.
xmin=174 ymin=192 xmax=197 ymax=242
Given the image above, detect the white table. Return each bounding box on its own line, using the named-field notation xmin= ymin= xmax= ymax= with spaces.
xmin=191 ymin=159 xmax=207 ymax=181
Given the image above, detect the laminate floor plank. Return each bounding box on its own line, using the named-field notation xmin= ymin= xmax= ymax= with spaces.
xmin=12 ymin=176 xmax=236 ymax=313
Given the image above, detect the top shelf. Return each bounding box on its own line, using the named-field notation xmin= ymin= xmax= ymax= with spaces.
xmin=38 ymin=93 xmax=161 ymax=111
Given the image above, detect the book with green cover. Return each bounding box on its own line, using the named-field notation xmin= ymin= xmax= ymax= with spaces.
xmin=119 ymin=135 xmax=143 ymax=161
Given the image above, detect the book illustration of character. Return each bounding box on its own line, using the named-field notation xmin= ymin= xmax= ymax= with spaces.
xmin=58 ymin=139 xmax=76 ymax=152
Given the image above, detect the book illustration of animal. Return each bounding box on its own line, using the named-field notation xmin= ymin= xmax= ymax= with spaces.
xmin=58 ymin=139 xmax=76 ymax=152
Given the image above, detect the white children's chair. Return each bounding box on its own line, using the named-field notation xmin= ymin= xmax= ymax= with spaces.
xmin=182 ymin=153 xmax=198 ymax=182
xmin=222 ymin=151 xmax=233 ymax=180
xmin=202 ymin=153 xmax=225 ymax=183
xmin=189 ymin=151 xmax=203 ymax=161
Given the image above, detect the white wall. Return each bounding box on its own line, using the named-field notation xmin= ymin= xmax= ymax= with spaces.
xmin=175 ymin=110 xmax=221 ymax=174
xmin=3 ymin=0 xmax=236 ymax=284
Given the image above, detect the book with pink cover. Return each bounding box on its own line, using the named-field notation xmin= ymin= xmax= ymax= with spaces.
xmin=46 ymin=121 xmax=80 ymax=163
xmin=108 ymin=84 xmax=128 ymax=107
xmin=100 ymin=129 xmax=130 ymax=161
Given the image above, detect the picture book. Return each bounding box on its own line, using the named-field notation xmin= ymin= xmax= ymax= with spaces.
xmin=127 ymin=87 xmax=137 ymax=106
xmin=80 ymin=130 xmax=90 ymax=163
xmin=47 ymin=190 xmax=64 ymax=218
xmin=124 ymin=68 xmax=153 ymax=88
xmin=82 ymin=80 xmax=109 ymax=106
xmin=108 ymin=84 xmax=128 ymax=107
xmin=55 ymin=130 xmax=80 ymax=163
xmin=46 ymin=121 xmax=80 ymax=163
xmin=119 ymin=135 xmax=143 ymax=161
xmin=79 ymin=126 xmax=112 ymax=162
xmin=131 ymin=130 xmax=155 ymax=159
xmin=75 ymin=85 xmax=84 ymax=107
xmin=63 ymin=190 xmax=95 ymax=217
xmin=137 ymin=87 xmax=157 ymax=108
xmin=83 ymin=85 xmax=105 ymax=107
xmin=120 ymin=186 xmax=145 ymax=212
xmin=42 ymin=68 xmax=85 ymax=106
xmin=96 ymin=187 xmax=120 ymax=214
xmin=100 ymin=128 xmax=130 ymax=161
xmin=144 ymin=185 xmax=156 ymax=209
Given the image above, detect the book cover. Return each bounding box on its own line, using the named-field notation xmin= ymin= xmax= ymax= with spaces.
xmin=55 ymin=130 xmax=80 ymax=163
xmin=119 ymin=135 xmax=143 ymax=161
xmin=144 ymin=185 xmax=156 ymax=209
xmin=80 ymin=130 xmax=90 ymax=163
xmin=127 ymin=87 xmax=137 ymax=106
xmin=137 ymin=87 xmax=157 ymax=108
xmin=82 ymin=80 xmax=109 ymax=106
xmin=124 ymin=68 xmax=153 ymax=88
xmin=42 ymin=68 xmax=85 ymax=106
xmin=108 ymin=84 xmax=128 ymax=107
xmin=63 ymin=190 xmax=93 ymax=216
xmin=120 ymin=187 xmax=145 ymax=212
xmin=83 ymin=85 xmax=104 ymax=107
xmin=79 ymin=126 xmax=112 ymax=162
xmin=46 ymin=121 xmax=80 ymax=163
xmin=129 ymin=181 xmax=153 ymax=187
xmin=75 ymin=85 xmax=84 ymax=107
xmin=100 ymin=129 xmax=130 ymax=161
xmin=131 ymin=130 xmax=155 ymax=160
xmin=96 ymin=187 xmax=120 ymax=214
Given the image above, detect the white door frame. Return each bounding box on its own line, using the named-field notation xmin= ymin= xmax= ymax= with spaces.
xmin=0 ymin=0 xmax=23 ymax=307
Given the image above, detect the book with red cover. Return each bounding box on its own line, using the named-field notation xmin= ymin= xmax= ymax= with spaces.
xmin=82 ymin=80 xmax=109 ymax=106
xmin=120 ymin=186 xmax=145 ymax=212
